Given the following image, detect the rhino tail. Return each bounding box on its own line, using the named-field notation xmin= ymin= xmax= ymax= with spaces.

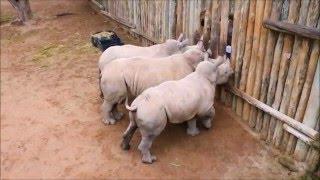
xmin=125 ymin=97 xmax=137 ymax=111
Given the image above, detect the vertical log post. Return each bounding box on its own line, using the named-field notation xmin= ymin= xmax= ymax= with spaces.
xmin=209 ymin=1 xmax=221 ymax=59
xmin=226 ymin=0 xmax=241 ymax=108
xmin=305 ymin=117 xmax=320 ymax=171
xmin=258 ymin=0 xmax=284 ymax=139
xmin=230 ymin=0 xmax=241 ymax=69
xmin=248 ymin=0 xmax=273 ymax=132
xmin=244 ymin=0 xmax=266 ymax=124
xmin=219 ymin=0 xmax=230 ymax=104
xmin=235 ymin=0 xmax=256 ymax=118
xmin=233 ymin=0 xmax=250 ymax=113
xmin=294 ymin=45 xmax=320 ymax=161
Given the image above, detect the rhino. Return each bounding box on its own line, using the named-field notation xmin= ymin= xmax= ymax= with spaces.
xmin=98 ymin=33 xmax=189 ymax=72
xmin=100 ymin=40 xmax=206 ymax=125
xmin=123 ymin=57 xmax=232 ymax=163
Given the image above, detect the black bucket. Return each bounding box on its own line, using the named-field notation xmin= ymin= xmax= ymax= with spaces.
xmin=91 ymin=31 xmax=123 ymax=52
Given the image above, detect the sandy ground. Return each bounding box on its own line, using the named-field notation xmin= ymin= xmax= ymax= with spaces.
xmin=1 ymin=0 xmax=298 ymax=179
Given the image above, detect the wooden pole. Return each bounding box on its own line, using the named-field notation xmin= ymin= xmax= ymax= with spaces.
xmin=227 ymin=85 xmax=320 ymax=140
xmin=243 ymin=0 xmax=266 ymax=124
xmin=261 ymin=33 xmax=284 ymax=140
xmin=219 ymin=0 xmax=230 ymax=55
xmin=230 ymin=0 xmax=241 ymax=110
xmin=246 ymin=0 xmax=273 ymax=132
xmin=266 ymin=0 xmax=301 ymax=143
xmin=256 ymin=0 xmax=284 ymax=139
xmin=294 ymin=52 xmax=320 ymax=161
xmin=233 ymin=0 xmax=250 ymax=113
xmin=8 ymin=0 xmax=32 ymax=23
xmin=305 ymin=117 xmax=320 ymax=171
xmin=230 ymin=0 xmax=241 ymax=69
xmin=283 ymin=124 xmax=320 ymax=149
xmin=272 ymin=0 xmax=311 ymax=148
xmin=235 ymin=0 xmax=256 ymax=117
xmin=263 ymin=20 xmax=320 ymax=40
xmin=285 ymin=1 xmax=320 ymax=154
xmin=219 ymin=0 xmax=230 ymax=104
xmin=209 ymin=0 xmax=221 ymax=58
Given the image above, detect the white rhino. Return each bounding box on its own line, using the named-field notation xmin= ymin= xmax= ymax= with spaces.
xmin=124 ymin=57 xmax=231 ymax=163
xmin=100 ymin=40 xmax=206 ymax=125
xmin=98 ymin=34 xmax=189 ymax=72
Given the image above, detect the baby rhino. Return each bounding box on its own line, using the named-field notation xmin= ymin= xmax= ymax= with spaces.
xmin=124 ymin=57 xmax=228 ymax=163
xmin=98 ymin=34 xmax=189 ymax=71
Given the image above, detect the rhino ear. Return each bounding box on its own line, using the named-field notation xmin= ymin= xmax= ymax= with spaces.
xmin=179 ymin=38 xmax=189 ymax=47
xmin=213 ymin=56 xmax=225 ymax=68
xmin=177 ymin=33 xmax=184 ymax=42
xmin=196 ymin=35 xmax=204 ymax=50
xmin=204 ymin=52 xmax=209 ymax=61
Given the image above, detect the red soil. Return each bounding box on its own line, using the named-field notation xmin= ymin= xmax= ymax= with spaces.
xmin=1 ymin=0 xmax=297 ymax=178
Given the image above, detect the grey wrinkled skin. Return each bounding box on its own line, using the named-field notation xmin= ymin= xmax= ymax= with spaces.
xmin=125 ymin=58 xmax=232 ymax=164
xmin=100 ymin=41 xmax=206 ymax=125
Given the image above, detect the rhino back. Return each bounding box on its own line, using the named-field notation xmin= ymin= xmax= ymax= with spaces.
xmin=160 ymin=74 xmax=214 ymax=123
xmin=127 ymin=57 xmax=193 ymax=96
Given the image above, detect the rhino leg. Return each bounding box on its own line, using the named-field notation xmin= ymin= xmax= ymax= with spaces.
xmin=187 ymin=118 xmax=200 ymax=136
xmin=138 ymin=135 xmax=157 ymax=164
xmin=112 ymin=105 xmax=124 ymax=120
xmin=101 ymin=100 xmax=116 ymax=125
xmin=201 ymin=107 xmax=215 ymax=129
xmin=121 ymin=113 xmax=137 ymax=150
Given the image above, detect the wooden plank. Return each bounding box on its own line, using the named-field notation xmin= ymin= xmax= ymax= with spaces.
xmin=263 ymin=20 xmax=320 ymax=40
xmin=227 ymin=85 xmax=319 ymax=141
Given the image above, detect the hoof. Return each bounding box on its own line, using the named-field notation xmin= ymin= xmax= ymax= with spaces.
xmin=113 ymin=112 xmax=124 ymax=120
xmin=103 ymin=118 xmax=116 ymax=125
xmin=121 ymin=141 xmax=130 ymax=150
xmin=187 ymin=127 xmax=200 ymax=136
xmin=202 ymin=120 xmax=212 ymax=129
xmin=142 ymin=155 xmax=157 ymax=164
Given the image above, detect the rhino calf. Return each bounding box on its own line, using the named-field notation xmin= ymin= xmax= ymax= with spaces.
xmin=100 ymin=41 xmax=206 ymax=125
xmin=124 ymin=57 xmax=229 ymax=163
xmin=98 ymin=34 xmax=189 ymax=72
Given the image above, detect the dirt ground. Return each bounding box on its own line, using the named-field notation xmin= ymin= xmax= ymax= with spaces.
xmin=1 ymin=0 xmax=298 ymax=179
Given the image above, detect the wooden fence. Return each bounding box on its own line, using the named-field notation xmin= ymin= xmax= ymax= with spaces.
xmin=90 ymin=0 xmax=320 ymax=171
